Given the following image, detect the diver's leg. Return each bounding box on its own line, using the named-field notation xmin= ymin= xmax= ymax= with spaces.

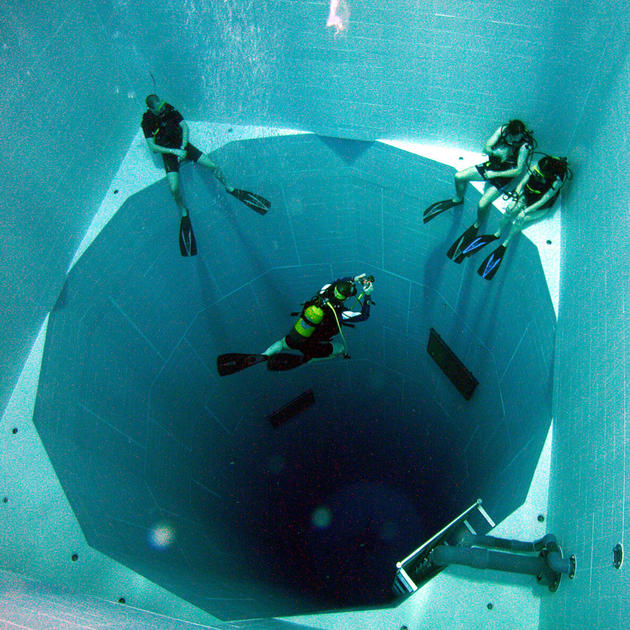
xmin=262 ymin=337 xmax=290 ymax=356
xmin=329 ymin=340 xmax=346 ymax=358
xmin=306 ymin=341 xmax=346 ymax=363
xmin=453 ymin=166 xmax=484 ymax=202
xmin=166 ymin=172 xmax=189 ymax=217
xmin=496 ymin=198 xmax=525 ymax=236
xmin=503 ymin=207 xmax=550 ymax=246
xmin=197 ymin=154 xmax=233 ymax=191
xmin=475 ymin=185 xmax=501 ymax=227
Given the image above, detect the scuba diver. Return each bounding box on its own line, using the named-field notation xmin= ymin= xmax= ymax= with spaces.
xmin=141 ymin=94 xmax=270 ymax=256
xmin=459 ymin=155 xmax=571 ymax=280
xmin=423 ymin=120 xmax=536 ymax=262
xmin=217 ymin=274 xmax=375 ymax=375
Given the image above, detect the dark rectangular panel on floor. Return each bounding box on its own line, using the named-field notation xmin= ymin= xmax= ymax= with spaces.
xmin=427 ymin=328 xmax=478 ymax=400
xmin=267 ymin=389 xmax=315 ymax=428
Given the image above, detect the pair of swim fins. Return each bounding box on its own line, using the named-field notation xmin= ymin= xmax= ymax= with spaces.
xmin=423 ymin=198 xmax=463 ymax=223
xmin=446 ymin=224 xmax=506 ymax=280
xmin=426 ymin=198 xmax=508 ymax=279
xmin=447 ymin=224 xmax=498 ymax=263
xmin=217 ymin=352 xmax=307 ymax=376
xmin=178 ymin=189 xmax=271 ymax=257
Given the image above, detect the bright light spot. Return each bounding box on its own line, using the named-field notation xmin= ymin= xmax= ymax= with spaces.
xmin=311 ymin=506 xmax=332 ymax=529
xmin=327 ymin=0 xmax=350 ymax=33
xmin=148 ymin=522 xmax=175 ymax=549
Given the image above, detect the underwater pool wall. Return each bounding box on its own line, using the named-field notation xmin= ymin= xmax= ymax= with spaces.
xmin=0 ymin=1 xmax=142 ymax=416
xmin=2 ymin=1 xmax=629 ymax=628
xmin=540 ymin=18 xmax=630 ymax=630
xmin=0 ymin=0 xmax=621 ymax=418
xmin=25 ymin=134 xmax=555 ymax=620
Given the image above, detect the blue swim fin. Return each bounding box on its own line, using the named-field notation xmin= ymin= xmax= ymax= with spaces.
xmin=462 ymin=233 xmax=499 ymax=258
xmin=447 ymin=223 xmax=478 ymax=263
xmin=478 ymin=245 xmax=507 ymax=280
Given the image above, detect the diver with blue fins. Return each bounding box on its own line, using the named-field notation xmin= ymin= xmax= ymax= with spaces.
xmin=458 ymin=155 xmax=571 ymax=279
xmin=217 ymin=274 xmax=375 ymax=375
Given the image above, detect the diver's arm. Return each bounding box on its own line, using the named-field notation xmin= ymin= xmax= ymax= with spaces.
xmin=145 ymin=136 xmax=183 ymax=156
xmin=341 ymin=281 xmax=373 ymax=323
xmin=341 ymin=298 xmax=371 ymax=323
xmin=522 ymin=178 xmax=563 ymax=214
xmin=486 ymin=143 xmax=532 ymax=180
xmin=513 ymin=142 xmax=534 ymax=177
xmin=179 ymin=121 xmax=190 ymax=149
xmin=513 ymin=170 xmax=531 ymax=197
xmin=495 ymin=142 xmax=532 ymax=179
xmin=483 ymin=126 xmax=503 ymax=157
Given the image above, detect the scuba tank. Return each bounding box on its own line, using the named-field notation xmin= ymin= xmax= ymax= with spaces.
xmin=286 ymin=300 xmax=324 ymax=346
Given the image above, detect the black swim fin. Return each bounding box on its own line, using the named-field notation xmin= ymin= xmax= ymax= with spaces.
xmin=266 ymin=353 xmax=308 ymax=371
xmin=462 ymin=233 xmax=499 ymax=258
xmin=179 ymin=215 xmax=197 ymax=256
xmin=478 ymin=245 xmax=507 ymax=280
xmin=228 ymin=189 xmax=270 ymax=215
xmin=217 ymin=353 xmax=268 ymax=376
xmin=423 ymin=199 xmax=463 ymax=223
xmin=447 ymin=223 xmax=478 ymax=263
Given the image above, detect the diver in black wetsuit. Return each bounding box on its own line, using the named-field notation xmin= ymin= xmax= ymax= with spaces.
xmin=141 ymin=94 xmax=270 ymax=257
xmin=216 ymin=275 xmax=375 ymax=375
xmin=491 ymin=155 xmax=570 ymax=245
xmin=141 ymin=94 xmax=233 ymax=218
xmin=263 ymin=274 xmax=375 ymax=364
xmin=459 ymin=155 xmax=571 ymax=279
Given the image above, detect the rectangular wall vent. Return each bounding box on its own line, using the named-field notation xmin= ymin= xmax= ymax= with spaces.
xmin=267 ymin=389 xmax=315 ymax=428
xmin=427 ymin=328 xmax=478 ymax=400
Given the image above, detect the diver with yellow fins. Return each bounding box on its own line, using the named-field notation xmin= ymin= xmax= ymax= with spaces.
xmin=217 ymin=274 xmax=374 ymax=375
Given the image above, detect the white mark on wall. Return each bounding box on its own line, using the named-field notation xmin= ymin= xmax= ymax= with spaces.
xmin=327 ymin=0 xmax=350 ymax=33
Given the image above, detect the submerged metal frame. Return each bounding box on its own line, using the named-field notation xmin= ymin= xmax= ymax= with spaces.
xmin=393 ymin=499 xmax=494 ymax=595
